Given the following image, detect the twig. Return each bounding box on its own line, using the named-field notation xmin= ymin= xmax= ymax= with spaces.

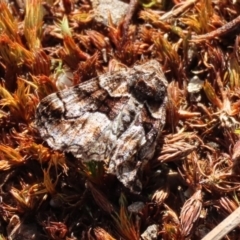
xmin=202 ymin=206 xmax=240 ymax=240
xmin=192 ymin=15 xmax=240 ymax=42
xmin=160 ymin=0 xmax=197 ymax=21
xmin=120 ymin=0 xmax=139 ymax=47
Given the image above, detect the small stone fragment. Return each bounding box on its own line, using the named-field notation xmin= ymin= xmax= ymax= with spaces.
xmin=128 ymin=201 xmax=144 ymax=213
xmin=90 ymin=0 xmax=129 ymax=26
xmin=187 ymin=76 xmax=204 ymax=93
xmin=141 ymin=224 xmax=159 ymax=240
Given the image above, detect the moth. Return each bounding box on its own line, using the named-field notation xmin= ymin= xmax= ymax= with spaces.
xmin=35 ymin=60 xmax=168 ymax=193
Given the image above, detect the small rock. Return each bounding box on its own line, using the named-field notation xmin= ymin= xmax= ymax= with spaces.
xmin=187 ymin=76 xmax=204 ymax=93
xmin=90 ymin=0 xmax=129 ymax=26
xmin=141 ymin=224 xmax=159 ymax=240
xmin=128 ymin=201 xmax=145 ymax=213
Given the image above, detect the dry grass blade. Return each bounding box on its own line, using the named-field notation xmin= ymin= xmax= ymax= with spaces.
xmin=0 ymin=34 xmax=34 ymax=68
xmin=112 ymin=194 xmax=140 ymax=240
xmin=43 ymin=172 xmax=56 ymax=196
xmin=0 ymin=2 xmax=22 ymax=43
xmin=59 ymin=16 xmax=90 ymax=68
xmin=10 ymin=187 xmax=36 ymax=211
xmin=1 ymin=0 xmax=240 ymax=238
xmin=0 ymin=79 xmax=36 ymax=122
xmin=24 ymin=0 xmax=44 ymax=49
xmin=87 ymin=181 xmax=114 ymax=214
xmin=0 ymin=145 xmax=25 ymax=170
xmin=86 ymin=30 xmax=109 ymax=50
xmin=219 ymin=196 xmax=239 ymax=214
xmin=31 ymin=49 xmax=51 ymax=75
xmin=93 ymin=227 xmax=116 ymax=240
xmin=203 ymin=80 xmax=223 ymax=109
xmin=71 ymin=11 xmax=94 ymax=25
xmin=31 ymin=75 xmax=58 ymax=98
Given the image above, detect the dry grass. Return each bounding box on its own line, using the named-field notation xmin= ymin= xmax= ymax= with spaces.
xmin=1 ymin=0 xmax=240 ymax=239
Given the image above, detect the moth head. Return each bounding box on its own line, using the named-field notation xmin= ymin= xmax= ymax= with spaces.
xmin=128 ymin=60 xmax=168 ymax=119
xmin=129 ymin=72 xmax=167 ymax=103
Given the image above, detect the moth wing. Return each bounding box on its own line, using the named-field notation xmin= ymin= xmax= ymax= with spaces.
xmin=35 ymin=77 xmax=129 ymax=161
xmin=99 ymin=70 xmax=129 ymax=97
xmin=108 ymin=98 xmax=166 ymax=193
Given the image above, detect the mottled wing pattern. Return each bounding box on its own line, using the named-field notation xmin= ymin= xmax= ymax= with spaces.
xmin=35 ymin=60 xmax=168 ymax=193
xmin=36 ymin=77 xmax=129 ymax=161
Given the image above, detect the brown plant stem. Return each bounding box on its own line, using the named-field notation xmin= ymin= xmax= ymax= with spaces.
xmin=192 ymin=15 xmax=240 ymax=42
xmin=160 ymin=0 xmax=197 ymax=21
xmin=120 ymin=0 xmax=139 ymax=47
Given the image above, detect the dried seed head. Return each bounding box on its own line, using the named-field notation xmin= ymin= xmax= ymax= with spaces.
xmin=151 ymin=185 xmax=169 ymax=205
xmin=162 ymin=204 xmax=181 ymax=239
xmin=87 ymin=181 xmax=114 ymax=214
xmin=93 ymin=227 xmax=116 ymax=240
xmin=158 ymin=140 xmax=197 ymax=163
xmin=232 ymin=139 xmax=240 ymax=162
xmin=219 ymin=196 xmax=238 ymax=214
xmin=180 ymin=190 xmax=203 ymax=237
